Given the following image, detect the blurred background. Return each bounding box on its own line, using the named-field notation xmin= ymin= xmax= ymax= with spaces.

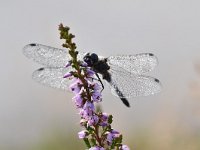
xmin=1 ymin=0 xmax=200 ymax=149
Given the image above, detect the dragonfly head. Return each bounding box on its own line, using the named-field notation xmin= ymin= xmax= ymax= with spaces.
xmin=83 ymin=53 xmax=99 ymax=66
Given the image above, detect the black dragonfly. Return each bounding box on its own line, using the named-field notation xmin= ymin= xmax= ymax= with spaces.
xmin=23 ymin=43 xmax=162 ymax=107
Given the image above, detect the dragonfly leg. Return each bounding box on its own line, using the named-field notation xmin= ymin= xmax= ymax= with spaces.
xmin=95 ymin=73 xmax=104 ymax=92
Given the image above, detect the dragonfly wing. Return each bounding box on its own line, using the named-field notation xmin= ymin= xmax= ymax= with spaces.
xmin=32 ymin=67 xmax=73 ymax=91
xmin=23 ymin=43 xmax=85 ymax=67
xmin=109 ymin=65 xmax=162 ymax=98
xmin=107 ymin=53 xmax=158 ymax=74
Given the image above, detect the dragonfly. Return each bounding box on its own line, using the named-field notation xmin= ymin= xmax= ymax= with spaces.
xmin=23 ymin=43 xmax=162 ymax=107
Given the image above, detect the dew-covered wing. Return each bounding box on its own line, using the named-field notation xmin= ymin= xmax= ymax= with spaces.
xmin=109 ymin=65 xmax=162 ymax=98
xmin=32 ymin=67 xmax=73 ymax=90
xmin=23 ymin=43 xmax=85 ymax=67
xmin=107 ymin=53 xmax=158 ymax=74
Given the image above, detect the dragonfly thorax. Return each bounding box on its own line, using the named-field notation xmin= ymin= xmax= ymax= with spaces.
xmin=83 ymin=53 xmax=99 ymax=67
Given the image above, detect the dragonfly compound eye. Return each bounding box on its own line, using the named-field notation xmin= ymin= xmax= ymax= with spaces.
xmin=90 ymin=53 xmax=98 ymax=63
xmin=83 ymin=55 xmax=92 ymax=66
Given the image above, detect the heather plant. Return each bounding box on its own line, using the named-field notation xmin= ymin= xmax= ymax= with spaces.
xmin=59 ymin=24 xmax=130 ymax=150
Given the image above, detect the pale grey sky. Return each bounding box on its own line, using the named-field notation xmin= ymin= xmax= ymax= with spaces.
xmin=1 ymin=0 xmax=200 ymax=149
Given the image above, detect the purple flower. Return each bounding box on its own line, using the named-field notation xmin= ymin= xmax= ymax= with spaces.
xmin=92 ymin=91 xmax=102 ymax=102
xmin=72 ymin=94 xmax=83 ymax=108
xmin=79 ymin=107 xmax=93 ymax=119
xmin=110 ymin=129 xmax=120 ymax=135
xmin=92 ymin=82 xmax=101 ymax=91
xmin=78 ymin=130 xmax=87 ymax=139
xmin=89 ymin=146 xmax=105 ymax=150
xmin=65 ymin=61 xmax=72 ymax=68
xmin=120 ymin=145 xmax=130 ymax=150
xmin=63 ymin=72 xmax=72 ymax=78
xmin=99 ymin=113 xmax=109 ymax=127
xmin=69 ymin=78 xmax=82 ymax=94
xmin=101 ymin=113 xmax=109 ymax=121
xmin=86 ymin=68 xmax=95 ymax=77
xmin=79 ymin=101 xmax=95 ymax=119
xmin=80 ymin=62 xmax=88 ymax=67
xmin=83 ymin=101 xmax=95 ymax=111
xmin=106 ymin=132 xmax=114 ymax=144
xmin=87 ymin=114 xmax=99 ymax=126
xmin=106 ymin=130 xmax=120 ymax=145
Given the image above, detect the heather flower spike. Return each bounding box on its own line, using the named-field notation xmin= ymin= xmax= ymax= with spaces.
xmin=59 ymin=23 xmax=130 ymax=149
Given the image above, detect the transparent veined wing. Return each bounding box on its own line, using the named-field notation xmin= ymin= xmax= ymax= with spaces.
xmin=23 ymin=43 xmax=85 ymax=67
xmin=109 ymin=65 xmax=162 ymax=98
xmin=107 ymin=53 xmax=158 ymax=75
xmin=32 ymin=67 xmax=73 ymax=90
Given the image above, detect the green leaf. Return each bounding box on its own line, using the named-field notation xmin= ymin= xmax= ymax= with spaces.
xmin=83 ymin=138 xmax=91 ymax=148
xmin=108 ymin=115 xmax=113 ymax=124
xmin=90 ymin=138 xmax=96 ymax=146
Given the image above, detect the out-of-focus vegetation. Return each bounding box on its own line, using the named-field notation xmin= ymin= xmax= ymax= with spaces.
xmin=25 ymin=127 xmax=200 ymax=150
xmin=29 ymin=129 xmax=84 ymax=150
xmin=1 ymin=130 xmax=200 ymax=150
